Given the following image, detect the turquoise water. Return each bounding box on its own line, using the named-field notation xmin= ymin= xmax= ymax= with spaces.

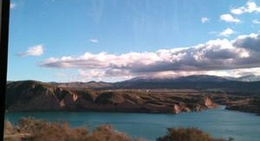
xmin=5 ymin=107 xmax=260 ymax=141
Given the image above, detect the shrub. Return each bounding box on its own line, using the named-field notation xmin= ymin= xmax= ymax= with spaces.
xmin=4 ymin=120 xmax=15 ymax=135
xmin=17 ymin=117 xmax=50 ymax=133
xmin=4 ymin=118 xmax=142 ymax=141
xmin=156 ymin=127 xmax=226 ymax=141
xmin=4 ymin=118 xmax=232 ymax=141
xmin=18 ymin=118 xmax=89 ymax=141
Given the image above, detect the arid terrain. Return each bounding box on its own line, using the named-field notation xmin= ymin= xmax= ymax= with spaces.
xmin=6 ymin=75 xmax=260 ymax=115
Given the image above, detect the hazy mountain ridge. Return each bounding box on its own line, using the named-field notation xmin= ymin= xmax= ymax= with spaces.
xmin=7 ymin=75 xmax=260 ymax=93
xmin=126 ymin=74 xmax=260 ymax=82
xmin=51 ymin=81 xmax=113 ymax=89
xmin=126 ymin=75 xmax=230 ymax=82
xmin=114 ymin=75 xmax=260 ymax=93
xmin=229 ymin=75 xmax=260 ymax=82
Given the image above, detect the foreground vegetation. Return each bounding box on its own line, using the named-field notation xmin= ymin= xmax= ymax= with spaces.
xmin=4 ymin=118 xmax=145 ymax=141
xmin=157 ymin=127 xmax=234 ymax=141
xmin=4 ymin=118 xmax=232 ymax=141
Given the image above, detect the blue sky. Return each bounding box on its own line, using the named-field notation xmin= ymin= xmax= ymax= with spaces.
xmin=7 ymin=0 xmax=260 ymax=82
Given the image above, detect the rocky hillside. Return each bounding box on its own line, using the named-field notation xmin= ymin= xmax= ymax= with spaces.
xmin=225 ymin=97 xmax=260 ymax=114
xmin=209 ymin=94 xmax=260 ymax=115
xmin=6 ymin=81 xmax=217 ymax=113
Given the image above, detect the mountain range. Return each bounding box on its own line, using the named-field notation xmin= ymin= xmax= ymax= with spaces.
xmin=227 ymin=74 xmax=260 ymax=82
xmin=6 ymin=75 xmax=260 ymax=94
xmin=38 ymin=74 xmax=260 ymax=94
xmin=126 ymin=74 xmax=260 ymax=82
xmin=111 ymin=75 xmax=260 ymax=93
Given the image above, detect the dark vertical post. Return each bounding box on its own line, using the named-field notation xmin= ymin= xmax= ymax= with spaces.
xmin=0 ymin=0 xmax=10 ymax=139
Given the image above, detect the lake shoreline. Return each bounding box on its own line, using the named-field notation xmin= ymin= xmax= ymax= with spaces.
xmin=5 ymin=106 xmax=260 ymax=141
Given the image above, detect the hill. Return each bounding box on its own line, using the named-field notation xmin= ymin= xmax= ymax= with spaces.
xmin=6 ymin=80 xmax=218 ymax=113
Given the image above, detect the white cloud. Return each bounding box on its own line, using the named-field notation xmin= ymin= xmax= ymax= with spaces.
xmin=233 ymin=33 xmax=260 ymax=52
xmin=89 ymin=39 xmax=99 ymax=43
xmin=219 ymin=28 xmax=235 ymax=37
xmin=231 ymin=1 xmax=260 ymax=15
xmin=220 ymin=14 xmax=241 ymax=23
xmin=78 ymin=69 xmax=104 ymax=79
xmin=39 ymin=33 xmax=260 ymax=81
xmin=77 ymin=68 xmax=132 ymax=81
xmin=253 ymin=19 xmax=260 ymax=24
xmin=201 ymin=17 xmax=209 ymax=23
xmin=10 ymin=3 xmax=16 ymax=9
xmin=18 ymin=45 xmax=44 ymax=57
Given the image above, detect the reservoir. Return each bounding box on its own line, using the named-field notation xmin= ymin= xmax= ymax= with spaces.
xmin=5 ymin=106 xmax=260 ymax=141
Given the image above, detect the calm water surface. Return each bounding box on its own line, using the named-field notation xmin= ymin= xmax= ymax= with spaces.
xmin=5 ymin=106 xmax=260 ymax=141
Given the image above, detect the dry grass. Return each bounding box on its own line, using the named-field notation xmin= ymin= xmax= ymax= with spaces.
xmin=4 ymin=118 xmax=143 ymax=141
xmin=4 ymin=118 xmax=231 ymax=141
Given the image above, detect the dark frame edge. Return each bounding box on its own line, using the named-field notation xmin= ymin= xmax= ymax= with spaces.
xmin=0 ymin=0 xmax=10 ymax=140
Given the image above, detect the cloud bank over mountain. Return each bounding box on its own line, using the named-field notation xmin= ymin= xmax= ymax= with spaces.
xmin=39 ymin=33 xmax=260 ymax=81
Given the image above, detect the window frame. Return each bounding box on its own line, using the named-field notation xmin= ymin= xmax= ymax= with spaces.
xmin=0 ymin=0 xmax=10 ymax=139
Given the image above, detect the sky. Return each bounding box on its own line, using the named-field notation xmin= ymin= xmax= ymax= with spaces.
xmin=7 ymin=0 xmax=260 ymax=82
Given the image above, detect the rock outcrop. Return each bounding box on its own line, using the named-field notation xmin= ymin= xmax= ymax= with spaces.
xmin=171 ymin=96 xmax=217 ymax=114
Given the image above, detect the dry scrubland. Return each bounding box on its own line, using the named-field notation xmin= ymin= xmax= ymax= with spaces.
xmin=4 ymin=118 xmax=231 ymax=141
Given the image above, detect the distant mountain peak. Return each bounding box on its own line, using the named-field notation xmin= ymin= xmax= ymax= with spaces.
xmin=125 ymin=74 xmax=230 ymax=83
xmin=175 ymin=75 xmax=229 ymax=82
xmin=235 ymin=74 xmax=260 ymax=82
